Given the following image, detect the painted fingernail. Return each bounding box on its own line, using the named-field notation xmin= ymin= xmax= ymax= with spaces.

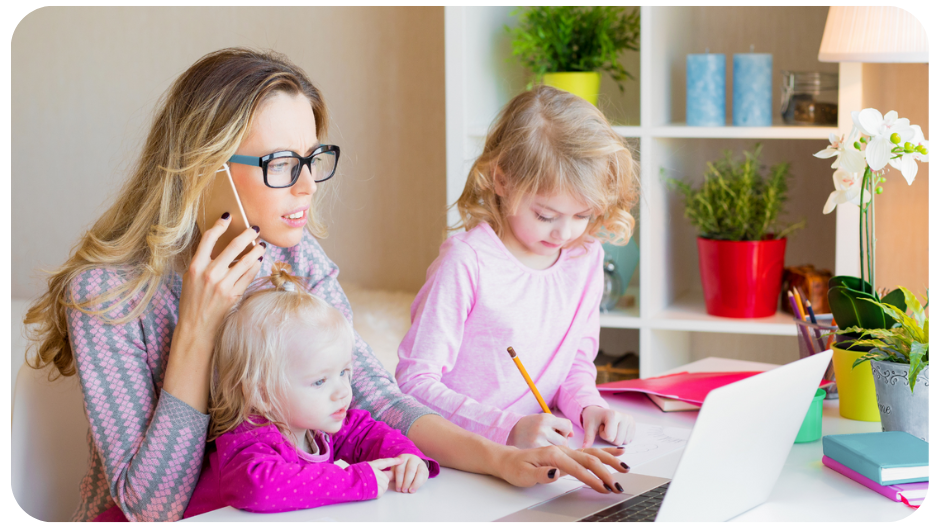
xmin=548 ymin=469 xmax=557 ymax=479
xmin=260 ymin=241 xmax=267 ymax=248
xmin=615 ymin=482 xmax=624 ymax=492
xmin=604 ymin=484 xmax=613 ymax=492
xmin=621 ymin=462 xmax=630 ymax=470
xmin=252 ymin=225 xmax=260 ymax=233
xmin=221 ymin=212 xmax=230 ymax=220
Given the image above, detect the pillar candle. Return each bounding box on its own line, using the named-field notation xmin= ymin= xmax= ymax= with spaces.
xmin=732 ymin=53 xmax=773 ymax=126
xmin=686 ymin=54 xmax=725 ymax=126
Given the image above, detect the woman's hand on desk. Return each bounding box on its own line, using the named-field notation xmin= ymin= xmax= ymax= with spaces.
xmin=580 ymin=406 xmax=636 ymax=449
xmin=496 ymin=444 xmax=628 ymax=494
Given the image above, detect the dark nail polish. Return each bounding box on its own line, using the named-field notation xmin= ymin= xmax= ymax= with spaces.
xmin=621 ymin=462 xmax=630 ymax=470
xmin=260 ymin=241 xmax=267 ymax=248
xmin=258 ymin=256 xmax=263 ymax=262
xmin=252 ymin=225 xmax=260 ymax=233
xmin=615 ymin=482 xmax=624 ymax=492
xmin=604 ymin=484 xmax=612 ymax=492
xmin=547 ymin=469 xmax=557 ymax=479
xmin=221 ymin=212 xmax=230 ymax=220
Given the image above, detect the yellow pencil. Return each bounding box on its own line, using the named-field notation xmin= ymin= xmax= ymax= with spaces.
xmin=507 ymin=346 xmax=552 ymax=414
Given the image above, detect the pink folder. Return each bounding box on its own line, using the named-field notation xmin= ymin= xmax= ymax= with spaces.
xmin=822 ymin=455 xmax=927 ymax=508
xmin=597 ymin=371 xmax=833 ymax=406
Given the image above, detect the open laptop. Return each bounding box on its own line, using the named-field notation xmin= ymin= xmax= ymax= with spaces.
xmin=496 ymin=351 xmax=833 ymax=522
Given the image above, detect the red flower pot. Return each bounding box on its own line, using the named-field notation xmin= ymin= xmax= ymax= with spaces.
xmin=697 ymin=237 xmax=787 ymax=318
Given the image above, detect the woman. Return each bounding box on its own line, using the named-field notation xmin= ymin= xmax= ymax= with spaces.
xmin=24 ymin=48 xmax=627 ymax=522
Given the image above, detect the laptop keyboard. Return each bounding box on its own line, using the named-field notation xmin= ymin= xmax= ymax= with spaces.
xmin=578 ymin=482 xmax=671 ymax=522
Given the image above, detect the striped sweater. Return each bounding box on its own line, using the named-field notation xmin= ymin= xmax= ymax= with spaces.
xmin=66 ymin=230 xmax=436 ymax=521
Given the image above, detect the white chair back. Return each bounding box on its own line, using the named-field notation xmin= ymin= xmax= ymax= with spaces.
xmin=11 ymin=356 xmax=90 ymax=520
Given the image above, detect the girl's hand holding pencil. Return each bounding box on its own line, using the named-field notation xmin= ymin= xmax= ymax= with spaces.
xmin=508 ymin=413 xmax=574 ymax=449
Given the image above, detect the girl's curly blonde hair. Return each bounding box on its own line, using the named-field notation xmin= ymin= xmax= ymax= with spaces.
xmin=451 ymin=85 xmax=639 ymax=247
xmin=207 ymin=262 xmax=354 ymax=442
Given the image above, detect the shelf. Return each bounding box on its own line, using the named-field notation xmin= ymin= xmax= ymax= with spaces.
xmin=650 ymin=124 xmax=837 ymax=140
xmin=649 ymin=290 xmax=798 ymax=336
xmin=600 ymin=285 xmax=640 ymax=329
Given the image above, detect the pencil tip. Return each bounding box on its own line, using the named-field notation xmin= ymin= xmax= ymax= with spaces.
xmin=507 ymin=346 xmax=516 ymax=358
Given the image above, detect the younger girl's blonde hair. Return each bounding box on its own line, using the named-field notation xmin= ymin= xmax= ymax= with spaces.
xmin=208 ymin=263 xmax=354 ymax=442
xmin=452 ymin=85 xmax=639 ymax=247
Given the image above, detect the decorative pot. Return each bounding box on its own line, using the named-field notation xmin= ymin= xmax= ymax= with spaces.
xmin=871 ymin=361 xmax=929 ymax=442
xmin=542 ymin=72 xmax=601 ymax=106
xmin=697 ymin=237 xmax=787 ymax=318
xmin=831 ymin=341 xmax=881 ymax=422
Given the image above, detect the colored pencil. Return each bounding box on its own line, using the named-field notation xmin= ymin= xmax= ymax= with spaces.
xmin=507 ymin=347 xmax=552 ymax=414
xmin=804 ymin=298 xmax=825 ymax=351
xmin=789 ymin=292 xmax=817 ymax=356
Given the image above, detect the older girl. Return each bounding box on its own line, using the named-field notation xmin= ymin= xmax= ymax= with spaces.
xmin=25 ymin=48 xmax=628 ymax=522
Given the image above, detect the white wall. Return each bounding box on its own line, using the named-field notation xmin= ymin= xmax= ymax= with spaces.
xmin=12 ymin=6 xmax=446 ymax=302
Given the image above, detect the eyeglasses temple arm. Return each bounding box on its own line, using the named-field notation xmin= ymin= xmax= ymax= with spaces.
xmin=228 ymin=154 xmax=263 ymax=167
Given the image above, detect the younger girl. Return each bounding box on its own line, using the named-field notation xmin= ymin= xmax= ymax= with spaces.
xmin=396 ymin=86 xmax=638 ymax=452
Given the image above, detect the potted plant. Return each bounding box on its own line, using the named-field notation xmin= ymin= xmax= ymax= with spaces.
xmin=508 ymin=6 xmax=640 ymax=105
xmin=813 ymin=108 xmax=929 ymax=421
xmin=666 ymin=144 xmax=804 ymax=318
xmin=836 ymin=287 xmax=929 ymax=441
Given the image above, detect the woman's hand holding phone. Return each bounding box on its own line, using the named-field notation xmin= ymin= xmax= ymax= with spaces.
xmin=163 ymin=213 xmax=265 ymax=413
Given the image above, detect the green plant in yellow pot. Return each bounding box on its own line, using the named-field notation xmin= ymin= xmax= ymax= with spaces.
xmin=509 ymin=6 xmax=640 ymax=106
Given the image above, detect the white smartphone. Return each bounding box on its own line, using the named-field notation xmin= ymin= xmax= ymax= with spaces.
xmin=195 ymin=164 xmax=256 ymax=261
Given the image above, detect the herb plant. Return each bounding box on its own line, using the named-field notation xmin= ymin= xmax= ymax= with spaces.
xmin=839 ymin=287 xmax=929 ymax=392
xmin=665 ymin=144 xmax=805 ymax=241
xmin=508 ymin=6 xmax=640 ymax=91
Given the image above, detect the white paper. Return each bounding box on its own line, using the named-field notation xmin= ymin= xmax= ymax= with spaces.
xmin=562 ymin=423 xmax=691 ymax=481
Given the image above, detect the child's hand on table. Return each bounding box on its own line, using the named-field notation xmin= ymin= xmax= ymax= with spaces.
xmin=366 ymin=457 xmax=404 ymax=498
xmin=387 ymin=454 xmax=430 ymax=493
xmin=507 ymin=414 xmax=574 ymax=449
xmin=581 ymin=406 xmax=636 ymax=448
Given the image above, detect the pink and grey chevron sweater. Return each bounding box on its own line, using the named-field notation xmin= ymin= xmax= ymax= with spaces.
xmin=66 ymin=230 xmax=437 ymax=521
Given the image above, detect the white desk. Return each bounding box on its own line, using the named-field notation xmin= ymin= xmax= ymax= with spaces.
xmin=191 ymin=358 xmax=918 ymax=522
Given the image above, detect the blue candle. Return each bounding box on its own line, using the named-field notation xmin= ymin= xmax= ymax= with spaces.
xmin=733 ymin=53 xmax=773 ymax=126
xmin=686 ymin=54 xmax=725 ymax=126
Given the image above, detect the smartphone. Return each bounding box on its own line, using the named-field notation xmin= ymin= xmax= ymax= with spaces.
xmin=195 ymin=163 xmax=256 ymax=261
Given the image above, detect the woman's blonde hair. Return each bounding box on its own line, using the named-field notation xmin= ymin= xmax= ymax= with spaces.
xmin=25 ymin=48 xmax=329 ymax=378
xmin=452 ymin=85 xmax=639 ymax=247
xmin=208 ymin=263 xmax=354 ymax=442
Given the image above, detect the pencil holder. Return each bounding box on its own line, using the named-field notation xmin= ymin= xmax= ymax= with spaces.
xmin=794 ymin=388 xmax=826 ymax=443
xmin=794 ymin=313 xmax=838 ymax=399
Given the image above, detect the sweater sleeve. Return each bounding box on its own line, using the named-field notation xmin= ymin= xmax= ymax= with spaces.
xmin=395 ymin=239 xmax=526 ymax=445
xmin=555 ymin=245 xmax=610 ymax=426
xmin=67 ymin=270 xmax=209 ymax=522
xmin=215 ymin=428 xmax=377 ymax=512
xmin=331 ymin=409 xmax=441 ymax=478
xmin=297 ymin=233 xmax=438 ymax=436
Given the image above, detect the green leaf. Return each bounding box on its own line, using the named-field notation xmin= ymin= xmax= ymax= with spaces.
xmin=880 ymin=287 xmax=907 ymax=312
xmin=899 ymin=286 xmax=926 ymax=328
xmin=852 ymin=352 xmax=889 ymax=369
xmin=908 ymin=341 xmax=928 ymax=392
xmin=828 ymin=285 xmax=886 ymax=333
xmin=829 ymin=275 xmax=874 ymax=295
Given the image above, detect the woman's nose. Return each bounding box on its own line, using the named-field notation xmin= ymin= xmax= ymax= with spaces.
xmin=292 ymin=164 xmax=317 ymax=196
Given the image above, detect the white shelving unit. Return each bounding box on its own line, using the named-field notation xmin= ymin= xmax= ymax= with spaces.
xmin=446 ymin=7 xmax=859 ymax=377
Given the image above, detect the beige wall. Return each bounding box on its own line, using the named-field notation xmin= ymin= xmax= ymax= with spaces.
xmin=11 ymin=6 xmax=445 ymax=299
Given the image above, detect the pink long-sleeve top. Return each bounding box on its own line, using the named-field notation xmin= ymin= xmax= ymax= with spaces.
xmin=395 ymin=223 xmax=609 ymax=445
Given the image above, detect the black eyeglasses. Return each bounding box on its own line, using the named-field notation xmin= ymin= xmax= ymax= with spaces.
xmin=228 ymin=144 xmax=340 ymax=188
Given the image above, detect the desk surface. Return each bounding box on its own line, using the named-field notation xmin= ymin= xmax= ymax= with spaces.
xmin=190 ymin=358 xmax=919 ymax=522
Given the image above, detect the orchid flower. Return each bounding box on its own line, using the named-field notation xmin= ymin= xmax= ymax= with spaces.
xmin=887 ymin=124 xmax=929 ymax=185
xmin=813 ymin=131 xmax=867 ymax=173
xmin=823 ymin=168 xmax=871 ymax=214
xmin=852 ymin=109 xmax=915 ymax=171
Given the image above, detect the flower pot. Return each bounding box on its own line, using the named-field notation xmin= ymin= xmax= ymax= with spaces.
xmin=697 ymin=237 xmax=787 ymax=318
xmin=831 ymin=341 xmax=881 ymax=422
xmin=871 ymin=361 xmax=929 ymax=442
xmin=542 ymin=72 xmax=601 ymax=106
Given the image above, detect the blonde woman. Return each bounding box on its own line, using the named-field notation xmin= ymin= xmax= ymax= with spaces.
xmin=396 ymin=86 xmax=639 ymax=470
xmin=25 ymin=49 xmax=628 ymax=522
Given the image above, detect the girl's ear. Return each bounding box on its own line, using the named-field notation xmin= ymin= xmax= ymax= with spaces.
xmin=493 ymin=167 xmax=508 ymax=197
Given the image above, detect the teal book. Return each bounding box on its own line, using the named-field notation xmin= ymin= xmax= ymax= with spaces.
xmin=822 ymin=432 xmax=928 ymax=485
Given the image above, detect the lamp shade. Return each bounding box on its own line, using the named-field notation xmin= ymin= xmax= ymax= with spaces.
xmin=818 ymin=6 xmax=928 ymax=63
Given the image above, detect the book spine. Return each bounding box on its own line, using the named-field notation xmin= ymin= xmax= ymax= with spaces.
xmin=822 ymin=437 xmax=884 ymax=484
xmin=822 ymin=456 xmax=899 ymax=501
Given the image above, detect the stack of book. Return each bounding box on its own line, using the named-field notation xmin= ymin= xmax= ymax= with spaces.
xmin=822 ymin=432 xmax=929 ymax=508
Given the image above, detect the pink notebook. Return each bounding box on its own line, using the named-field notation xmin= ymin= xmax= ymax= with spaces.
xmin=822 ymin=455 xmax=927 ymax=508
xmin=597 ymin=371 xmax=833 ymax=406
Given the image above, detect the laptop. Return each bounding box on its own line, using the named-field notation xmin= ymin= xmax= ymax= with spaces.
xmin=496 ymin=351 xmax=833 ymax=522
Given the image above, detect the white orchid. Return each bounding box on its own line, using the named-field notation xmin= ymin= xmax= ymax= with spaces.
xmin=852 ymin=109 xmax=915 ymax=171
xmin=823 ymin=168 xmax=871 ymax=214
xmin=814 ymin=131 xmax=867 ymax=173
xmin=887 ymin=124 xmax=929 ymax=185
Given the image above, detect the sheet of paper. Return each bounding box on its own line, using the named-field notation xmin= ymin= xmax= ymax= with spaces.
xmin=562 ymin=423 xmax=691 ymax=481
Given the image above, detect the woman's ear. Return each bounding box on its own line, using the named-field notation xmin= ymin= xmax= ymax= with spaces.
xmin=493 ymin=167 xmax=507 ymax=197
